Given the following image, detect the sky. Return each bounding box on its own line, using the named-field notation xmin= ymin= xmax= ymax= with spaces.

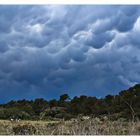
xmin=0 ymin=5 xmax=140 ymax=102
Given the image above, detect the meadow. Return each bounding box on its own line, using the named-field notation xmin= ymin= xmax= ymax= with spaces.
xmin=0 ymin=117 xmax=140 ymax=135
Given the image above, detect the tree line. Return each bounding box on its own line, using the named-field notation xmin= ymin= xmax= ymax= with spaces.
xmin=0 ymin=84 xmax=140 ymax=121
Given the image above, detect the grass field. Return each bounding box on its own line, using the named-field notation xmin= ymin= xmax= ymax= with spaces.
xmin=0 ymin=117 xmax=140 ymax=135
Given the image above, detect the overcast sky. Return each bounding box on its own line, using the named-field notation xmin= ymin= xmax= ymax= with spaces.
xmin=0 ymin=5 xmax=140 ymax=102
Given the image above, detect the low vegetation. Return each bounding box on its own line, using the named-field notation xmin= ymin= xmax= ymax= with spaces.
xmin=0 ymin=117 xmax=140 ymax=135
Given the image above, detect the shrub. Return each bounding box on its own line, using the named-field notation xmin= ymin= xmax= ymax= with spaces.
xmin=12 ymin=124 xmax=37 ymax=135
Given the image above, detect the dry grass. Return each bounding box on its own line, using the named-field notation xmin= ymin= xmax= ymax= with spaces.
xmin=0 ymin=118 xmax=140 ymax=135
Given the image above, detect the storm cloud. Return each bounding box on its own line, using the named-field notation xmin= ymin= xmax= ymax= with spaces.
xmin=0 ymin=5 xmax=140 ymax=102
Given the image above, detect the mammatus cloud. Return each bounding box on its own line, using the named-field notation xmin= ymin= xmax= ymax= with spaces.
xmin=0 ymin=5 xmax=140 ymax=102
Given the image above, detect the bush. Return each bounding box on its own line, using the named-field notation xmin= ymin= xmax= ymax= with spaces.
xmin=12 ymin=124 xmax=37 ymax=135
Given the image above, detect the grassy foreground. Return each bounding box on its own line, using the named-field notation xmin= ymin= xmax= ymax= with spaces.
xmin=0 ymin=118 xmax=140 ymax=135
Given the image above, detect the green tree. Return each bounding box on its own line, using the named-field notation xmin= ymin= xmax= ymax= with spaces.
xmin=32 ymin=98 xmax=48 ymax=115
xmin=49 ymin=99 xmax=58 ymax=107
xmin=59 ymin=94 xmax=70 ymax=102
xmin=59 ymin=94 xmax=70 ymax=107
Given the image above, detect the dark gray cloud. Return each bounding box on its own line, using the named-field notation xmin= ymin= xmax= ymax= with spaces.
xmin=0 ymin=5 xmax=140 ymax=102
